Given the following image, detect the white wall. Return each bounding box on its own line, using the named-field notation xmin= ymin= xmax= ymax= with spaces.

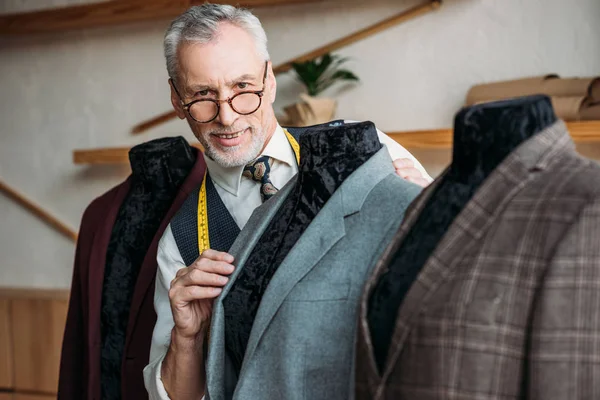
xmin=1 ymin=0 xmax=599 ymax=288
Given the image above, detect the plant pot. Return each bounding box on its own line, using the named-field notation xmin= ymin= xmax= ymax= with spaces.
xmin=280 ymin=93 xmax=337 ymax=127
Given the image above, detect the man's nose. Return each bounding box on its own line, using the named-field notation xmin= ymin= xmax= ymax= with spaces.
xmin=216 ymin=100 xmax=237 ymax=126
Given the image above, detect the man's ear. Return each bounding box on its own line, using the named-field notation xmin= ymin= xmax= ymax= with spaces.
xmin=267 ymin=61 xmax=277 ymax=104
xmin=169 ymin=79 xmax=186 ymax=120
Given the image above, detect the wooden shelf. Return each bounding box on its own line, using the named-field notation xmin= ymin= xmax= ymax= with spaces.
xmin=0 ymin=0 xmax=324 ymax=35
xmin=73 ymin=121 xmax=600 ymax=164
xmin=387 ymin=121 xmax=600 ymax=149
xmin=73 ymin=142 xmax=203 ymax=165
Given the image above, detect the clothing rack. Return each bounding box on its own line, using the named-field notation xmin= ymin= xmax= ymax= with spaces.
xmin=130 ymin=0 xmax=443 ymax=134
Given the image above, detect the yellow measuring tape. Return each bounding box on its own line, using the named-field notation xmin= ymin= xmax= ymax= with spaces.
xmin=197 ymin=129 xmax=300 ymax=254
xmin=284 ymin=129 xmax=301 ymax=165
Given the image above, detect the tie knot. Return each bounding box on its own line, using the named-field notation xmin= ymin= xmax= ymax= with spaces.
xmin=243 ymin=156 xmax=278 ymax=202
xmin=243 ymin=156 xmax=274 ymax=185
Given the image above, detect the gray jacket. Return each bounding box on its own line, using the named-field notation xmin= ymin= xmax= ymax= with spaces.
xmin=206 ymin=147 xmax=421 ymax=400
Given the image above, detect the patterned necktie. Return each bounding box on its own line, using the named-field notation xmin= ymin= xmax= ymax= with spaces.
xmin=243 ymin=155 xmax=279 ymax=202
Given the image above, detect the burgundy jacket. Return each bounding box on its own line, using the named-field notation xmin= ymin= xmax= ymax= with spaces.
xmin=58 ymin=151 xmax=206 ymax=400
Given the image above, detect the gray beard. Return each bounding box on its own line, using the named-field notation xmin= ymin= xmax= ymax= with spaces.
xmin=202 ymin=131 xmax=265 ymax=168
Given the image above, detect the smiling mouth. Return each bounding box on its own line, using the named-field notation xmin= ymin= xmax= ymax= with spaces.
xmin=212 ymin=130 xmax=244 ymax=139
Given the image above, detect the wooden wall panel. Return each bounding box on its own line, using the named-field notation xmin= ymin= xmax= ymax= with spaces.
xmin=14 ymin=394 xmax=56 ymax=400
xmin=0 ymin=300 xmax=13 ymax=390
xmin=10 ymin=299 xmax=67 ymax=394
xmin=0 ymin=392 xmax=13 ymax=400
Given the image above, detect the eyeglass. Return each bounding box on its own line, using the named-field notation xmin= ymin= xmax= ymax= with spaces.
xmin=171 ymin=61 xmax=268 ymax=124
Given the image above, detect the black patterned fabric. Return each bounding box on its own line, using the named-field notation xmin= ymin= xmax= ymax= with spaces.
xmin=367 ymin=95 xmax=557 ymax=372
xmin=285 ymin=119 xmax=345 ymax=138
xmin=100 ymin=137 xmax=196 ymax=400
xmin=223 ymin=121 xmax=383 ymax=374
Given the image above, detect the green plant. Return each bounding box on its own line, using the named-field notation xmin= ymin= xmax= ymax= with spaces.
xmin=291 ymin=53 xmax=359 ymax=97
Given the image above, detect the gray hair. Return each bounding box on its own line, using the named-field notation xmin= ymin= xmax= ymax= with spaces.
xmin=164 ymin=4 xmax=270 ymax=82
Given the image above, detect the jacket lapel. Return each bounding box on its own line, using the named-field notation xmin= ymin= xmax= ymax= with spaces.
xmin=361 ymin=121 xmax=572 ymax=384
xmin=206 ymin=177 xmax=297 ymax=398
xmin=240 ymin=147 xmax=395 ymax=375
xmin=124 ymin=151 xmax=206 ymax=351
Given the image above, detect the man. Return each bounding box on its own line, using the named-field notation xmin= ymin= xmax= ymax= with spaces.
xmin=144 ymin=4 xmax=431 ymax=399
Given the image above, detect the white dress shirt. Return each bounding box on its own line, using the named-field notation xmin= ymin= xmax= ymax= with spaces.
xmin=143 ymin=122 xmax=430 ymax=399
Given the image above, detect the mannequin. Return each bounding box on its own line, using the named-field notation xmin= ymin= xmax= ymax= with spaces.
xmin=367 ymin=95 xmax=557 ymax=371
xmin=223 ymin=121 xmax=383 ymax=373
xmin=101 ymin=137 xmax=195 ymax=398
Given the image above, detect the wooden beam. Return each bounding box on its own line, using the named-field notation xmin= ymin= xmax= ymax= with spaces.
xmin=131 ymin=0 xmax=443 ymax=134
xmin=273 ymin=0 xmax=442 ymax=75
xmin=74 ymin=120 xmax=600 ymax=164
xmin=0 ymin=0 xmax=324 ymax=35
xmin=0 ymin=178 xmax=78 ymax=242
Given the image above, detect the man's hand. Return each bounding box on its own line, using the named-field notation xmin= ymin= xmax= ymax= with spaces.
xmin=393 ymin=158 xmax=431 ymax=188
xmin=162 ymin=249 xmax=234 ymax=400
xmin=168 ymin=249 xmax=235 ymax=341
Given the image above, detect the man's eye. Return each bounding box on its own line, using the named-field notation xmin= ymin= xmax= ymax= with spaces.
xmin=197 ymin=90 xmax=210 ymax=96
xmin=237 ymin=82 xmax=249 ymax=89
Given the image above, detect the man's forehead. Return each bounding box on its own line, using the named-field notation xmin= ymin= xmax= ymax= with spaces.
xmin=181 ymin=62 xmax=262 ymax=88
xmin=177 ymin=41 xmax=262 ymax=85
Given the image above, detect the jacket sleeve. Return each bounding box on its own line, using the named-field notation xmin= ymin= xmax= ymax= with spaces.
xmin=528 ymin=198 xmax=600 ymax=399
xmin=144 ymin=225 xmax=187 ymax=400
xmin=57 ymin=208 xmax=92 ymax=399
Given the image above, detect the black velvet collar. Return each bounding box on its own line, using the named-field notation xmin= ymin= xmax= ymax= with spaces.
xmin=450 ymin=95 xmax=557 ymax=181
xmin=299 ymin=121 xmax=382 ymax=172
xmin=297 ymin=121 xmax=383 ymax=197
xmin=128 ymin=136 xmax=196 ymax=188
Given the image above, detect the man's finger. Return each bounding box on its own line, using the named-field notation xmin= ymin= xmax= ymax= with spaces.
xmin=392 ymin=158 xmax=414 ymax=169
xmin=196 ymin=249 xmax=234 ymax=263
xmin=180 ymin=269 xmax=230 ymax=287
xmin=172 ymin=285 xmax=223 ymax=303
xmin=191 ymin=258 xmax=235 ymax=275
xmin=405 ymin=176 xmax=430 ymax=188
xmin=175 ymin=267 xmax=189 ymax=278
xmin=396 ymin=167 xmax=422 ymax=180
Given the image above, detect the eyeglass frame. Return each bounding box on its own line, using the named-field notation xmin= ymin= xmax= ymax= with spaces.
xmin=170 ymin=61 xmax=269 ymax=123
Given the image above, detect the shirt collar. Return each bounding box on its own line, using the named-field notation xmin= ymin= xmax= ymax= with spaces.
xmin=204 ymin=124 xmax=297 ymax=196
